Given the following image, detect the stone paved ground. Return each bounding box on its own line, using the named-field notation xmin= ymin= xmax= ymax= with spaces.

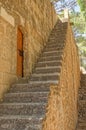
xmin=76 ymin=74 xmax=86 ymax=130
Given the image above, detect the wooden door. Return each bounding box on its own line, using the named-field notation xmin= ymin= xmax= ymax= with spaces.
xmin=17 ymin=28 xmax=23 ymax=77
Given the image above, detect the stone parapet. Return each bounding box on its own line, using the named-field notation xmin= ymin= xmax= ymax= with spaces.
xmin=43 ymin=20 xmax=80 ymax=130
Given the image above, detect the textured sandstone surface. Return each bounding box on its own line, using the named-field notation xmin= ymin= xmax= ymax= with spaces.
xmin=0 ymin=0 xmax=57 ymax=98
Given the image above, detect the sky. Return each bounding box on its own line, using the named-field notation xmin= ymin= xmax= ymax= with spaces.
xmin=74 ymin=4 xmax=80 ymax=12
xmin=54 ymin=0 xmax=86 ymax=37
xmin=54 ymin=0 xmax=80 ymax=13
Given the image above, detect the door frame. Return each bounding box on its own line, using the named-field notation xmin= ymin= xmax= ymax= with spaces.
xmin=17 ymin=27 xmax=24 ymax=77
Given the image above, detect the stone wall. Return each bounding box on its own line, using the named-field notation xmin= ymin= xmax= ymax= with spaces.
xmin=0 ymin=17 xmax=17 ymax=99
xmin=43 ymin=21 xmax=80 ymax=130
xmin=0 ymin=0 xmax=57 ymax=99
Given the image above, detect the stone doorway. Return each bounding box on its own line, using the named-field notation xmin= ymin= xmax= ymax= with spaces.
xmin=17 ymin=27 xmax=23 ymax=77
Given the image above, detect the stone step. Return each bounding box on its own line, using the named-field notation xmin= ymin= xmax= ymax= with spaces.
xmin=79 ymin=88 xmax=86 ymax=92
xmin=0 ymin=115 xmax=44 ymax=130
xmin=16 ymin=78 xmax=28 ymax=84
xmin=77 ymin=128 xmax=86 ymax=130
xmin=78 ymin=100 xmax=86 ymax=106
xmin=35 ymin=66 xmax=61 ymax=74
xmin=47 ymin=37 xmax=65 ymax=42
xmin=29 ymin=80 xmax=58 ymax=86
xmin=79 ymin=94 xmax=86 ymax=100
xmin=30 ymin=73 xmax=59 ymax=81
xmin=10 ymin=84 xmax=50 ymax=93
xmin=80 ymin=88 xmax=86 ymax=91
xmin=76 ymin=74 xmax=86 ymax=130
xmin=78 ymin=111 xmax=86 ymax=116
xmin=32 ymin=72 xmax=59 ymax=77
xmin=42 ymin=50 xmax=63 ymax=57
xmin=45 ymin=46 xmax=64 ymax=52
xmin=77 ymin=120 xmax=86 ymax=129
xmin=79 ymin=86 xmax=86 ymax=89
xmin=77 ymin=126 xmax=86 ymax=130
xmin=81 ymin=83 xmax=86 ymax=86
xmin=78 ymin=122 xmax=86 ymax=127
xmin=25 ymin=124 xmax=42 ymax=130
xmin=78 ymin=119 xmax=86 ymax=123
xmin=79 ymin=91 xmax=86 ymax=95
xmin=0 ymin=103 xmax=46 ymax=116
xmin=3 ymin=92 xmax=49 ymax=103
xmin=45 ymin=43 xmax=64 ymax=49
xmin=77 ymin=127 xmax=86 ymax=130
xmin=79 ymin=83 xmax=86 ymax=87
xmin=39 ymin=55 xmax=62 ymax=62
xmin=36 ymin=60 xmax=62 ymax=68
xmin=79 ymin=106 xmax=86 ymax=111
xmin=78 ymin=114 xmax=86 ymax=118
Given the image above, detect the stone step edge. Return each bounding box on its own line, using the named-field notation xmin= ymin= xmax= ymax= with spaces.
xmin=41 ymin=55 xmax=63 ymax=59
xmin=32 ymin=72 xmax=60 ymax=77
xmin=38 ymin=59 xmax=62 ymax=64
xmin=0 ymin=102 xmax=46 ymax=106
xmin=35 ymin=66 xmax=61 ymax=70
xmin=26 ymin=124 xmax=42 ymax=129
xmin=12 ymin=82 xmax=50 ymax=87
xmin=29 ymin=80 xmax=59 ymax=84
xmin=12 ymin=80 xmax=59 ymax=87
xmin=37 ymin=60 xmax=62 ymax=64
xmin=43 ymin=50 xmax=63 ymax=54
xmin=0 ymin=115 xmax=44 ymax=120
xmin=39 ymin=56 xmax=63 ymax=61
xmin=44 ymin=48 xmax=64 ymax=52
xmin=45 ymin=45 xmax=64 ymax=49
xmin=5 ymin=92 xmax=49 ymax=97
xmin=36 ymin=59 xmax=62 ymax=67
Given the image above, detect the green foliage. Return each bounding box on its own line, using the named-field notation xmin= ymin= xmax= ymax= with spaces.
xmin=77 ymin=37 xmax=86 ymax=69
xmin=78 ymin=0 xmax=86 ymax=10
xmin=77 ymin=0 xmax=86 ymax=20
xmin=70 ymin=11 xmax=86 ymax=34
xmin=70 ymin=8 xmax=86 ymax=69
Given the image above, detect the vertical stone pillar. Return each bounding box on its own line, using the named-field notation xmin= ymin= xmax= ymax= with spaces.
xmin=64 ymin=8 xmax=69 ymax=19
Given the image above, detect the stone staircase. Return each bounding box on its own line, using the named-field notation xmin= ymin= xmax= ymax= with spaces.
xmin=76 ymin=74 xmax=86 ymax=130
xmin=0 ymin=20 xmax=67 ymax=130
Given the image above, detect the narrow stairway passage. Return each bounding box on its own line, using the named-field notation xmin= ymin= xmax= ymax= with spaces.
xmin=0 ymin=20 xmax=67 ymax=130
